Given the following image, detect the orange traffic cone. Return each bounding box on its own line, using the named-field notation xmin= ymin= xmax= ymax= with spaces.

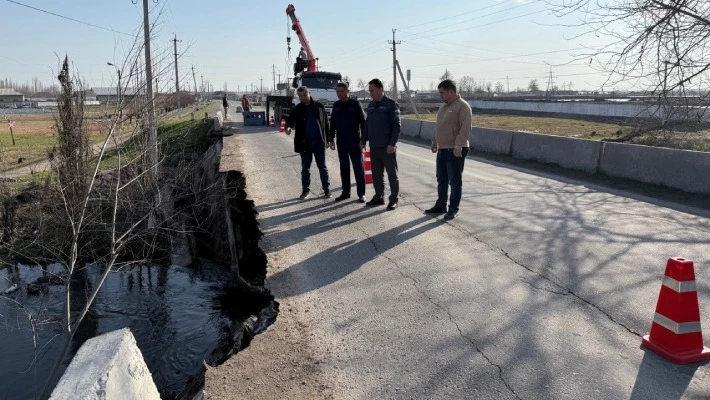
xmin=642 ymin=257 xmax=710 ymax=364
xmin=364 ymin=150 xmax=373 ymax=184
xmin=270 ymin=116 xmax=275 ymax=127
xmin=279 ymin=119 xmax=286 ymax=133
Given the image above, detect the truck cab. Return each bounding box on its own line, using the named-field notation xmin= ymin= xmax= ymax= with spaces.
xmin=292 ymin=71 xmax=342 ymax=115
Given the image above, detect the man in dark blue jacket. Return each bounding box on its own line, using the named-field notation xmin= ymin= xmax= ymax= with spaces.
xmin=286 ymin=86 xmax=334 ymax=199
xmin=360 ymin=78 xmax=401 ymax=210
xmin=330 ymin=82 xmax=366 ymax=203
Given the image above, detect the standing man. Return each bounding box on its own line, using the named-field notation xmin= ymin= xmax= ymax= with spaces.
xmin=426 ymin=79 xmax=472 ymax=220
xmin=360 ymin=79 xmax=401 ymax=210
xmin=286 ymin=86 xmax=334 ymax=199
xmin=222 ymin=94 xmax=229 ymax=120
xmin=330 ymin=82 xmax=366 ymax=203
xmin=241 ymin=94 xmax=252 ymax=112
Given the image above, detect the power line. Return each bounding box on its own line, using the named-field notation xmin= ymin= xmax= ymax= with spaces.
xmin=5 ymin=0 xmax=137 ymax=37
xmin=397 ymin=0 xmax=514 ymax=30
xmin=404 ymin=9 xmax=548 ymax=41
xmin=401 ymin=1 xmax=536 ymax=37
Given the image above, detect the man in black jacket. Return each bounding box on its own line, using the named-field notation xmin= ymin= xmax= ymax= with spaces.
xmin=286 ymin=86 xmax=334 ymax=199
xmin=330 ymin=82 xmax=366 ymax=203
xmin=360 ymin=78 xmax=401 ymax=210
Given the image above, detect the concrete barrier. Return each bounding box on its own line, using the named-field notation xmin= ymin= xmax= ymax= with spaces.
xmin=599 ymin=142 xmax=710 ymax=194
xmin=400 ymin=118 xmax=422 ymax=138
xmin=213 ymin=111 xmax=224 ymax=131
xmin=470 ymin=127 xmax=513 ymax=155
xmin=511 ymin=131 xmax=602 ymax=173
xmin=419 ymin=120 xmax=436 ymax=141
xmin=50 ymin=328 xmax=160 ymax=400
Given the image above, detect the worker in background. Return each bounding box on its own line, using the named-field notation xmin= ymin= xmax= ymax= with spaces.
xmin=426 ymin=79 xmax=472 ymax=221
xmin=286 ymin=86 xmax=334 ymax=199
xmin=298 ymin=47 xmax=308 ymax=61
xmin=241 ymin=94 xmax=252 ymax=112
xmin=360 ymin=78 xmax=401 ymax=210
xmin=330 ymin=82 xmax=366 ymax=203
xmin=222 ymin=94 xmax=229 ymax=119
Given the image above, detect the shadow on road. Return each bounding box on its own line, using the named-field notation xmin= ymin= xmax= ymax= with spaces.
xmin=630 ymin=350 xmax=707 ymax=400
xmin=267 ymin=215 xmax=440 ymax=297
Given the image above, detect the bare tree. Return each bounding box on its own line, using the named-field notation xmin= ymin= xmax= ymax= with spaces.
xmin=356 ymin=78 xmax=366 ymax=91
xmin=528 ymin=79 xmax=540 ymax=93
xmin=458 ymin=76 xmax=475 ymax=97
xmin=495 ymin=81 xmax=505 ymax=94
xmin=439 ymin=69 xmax=454 ymax=81
xmin=547 ymin=0 xmax=710 ymax=122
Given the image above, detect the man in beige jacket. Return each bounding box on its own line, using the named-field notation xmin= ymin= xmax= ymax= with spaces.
xmin=425 ymin=79 xmax=472 ymax=220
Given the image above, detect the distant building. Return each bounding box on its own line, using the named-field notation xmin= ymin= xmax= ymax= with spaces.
xmin=0 ymin=88 xmax=25 ymax=104
xmin=92 ymin=87 xmax=139 ymax=104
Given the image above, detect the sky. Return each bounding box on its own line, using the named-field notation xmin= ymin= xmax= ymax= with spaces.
xmin=1 ymin=0 xmax=618 ymax=93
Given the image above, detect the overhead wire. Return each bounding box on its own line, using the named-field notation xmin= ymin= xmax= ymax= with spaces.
xmin=397 ymin=0 xmax=514 ymax=30
xmin=399 ymin=1 xmax=536 ymax=38
xmin=5 ymin=0 xmax=137 ymax=37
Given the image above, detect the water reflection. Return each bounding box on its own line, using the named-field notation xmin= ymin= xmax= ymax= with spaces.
xmin=0 ymin=261 xmax=235 ymax=400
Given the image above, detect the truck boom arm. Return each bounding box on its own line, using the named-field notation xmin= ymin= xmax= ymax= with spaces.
xmin=286 ymin=4 xmax=317 ymax=72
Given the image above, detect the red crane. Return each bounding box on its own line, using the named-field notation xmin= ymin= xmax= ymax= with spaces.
xmin=286 ymin=4 xmax=317 ymax=72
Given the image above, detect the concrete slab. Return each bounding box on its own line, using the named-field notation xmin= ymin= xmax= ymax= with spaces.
xmin=50 ymin=328 xmax=160 ymax=400
xmin=599 ymin=142 xmax=710 ymax=194
xmin=471 ymin=127 xmax=514 ymax=155
xmin=400 ymin=118 xmax=422 ymax=139
xmin=511 ymin=131 xmax=602 ymax=173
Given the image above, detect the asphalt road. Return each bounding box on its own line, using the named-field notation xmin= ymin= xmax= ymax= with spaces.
xmin=220 ymin=125 xmax=710 ymax=400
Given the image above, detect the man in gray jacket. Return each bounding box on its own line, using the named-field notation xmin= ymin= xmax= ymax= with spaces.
xmin=360 ymin=78 xmax=401 ymax=210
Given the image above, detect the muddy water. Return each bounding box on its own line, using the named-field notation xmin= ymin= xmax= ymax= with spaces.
xmin=0 ymin=261 xmax=267 ymax=400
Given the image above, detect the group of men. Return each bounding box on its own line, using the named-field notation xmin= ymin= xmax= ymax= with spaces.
xmin=285 ymin=78 xmax=472 ymax=220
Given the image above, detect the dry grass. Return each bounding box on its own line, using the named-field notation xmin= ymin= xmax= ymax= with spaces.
xmin=407 ymin=112 xmax=710 ymax=151
xmin=1 ymin=111 xmax=106 ymax=171
xmin=406 ymin=112 xmax=629 ymax=140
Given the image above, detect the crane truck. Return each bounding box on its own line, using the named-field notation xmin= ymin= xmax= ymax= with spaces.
xmin=266 ymin=3 xmax=343 ymax=124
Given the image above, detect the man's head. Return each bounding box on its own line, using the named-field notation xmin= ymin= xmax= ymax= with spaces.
xmin=296 ymin=86 xmax=311 ymax=104
xmin=368 ymin=79 xmax=384 ymax=102
xmin=336 ymin=82 xmax=350 ymax=102
xmin=438 ymin=79 xmax=458 ymax=103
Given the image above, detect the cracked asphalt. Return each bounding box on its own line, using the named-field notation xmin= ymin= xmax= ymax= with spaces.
xmin=218 ymin=123 xmax=710 ymax=399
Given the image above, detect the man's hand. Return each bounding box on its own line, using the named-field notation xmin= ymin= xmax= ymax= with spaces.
xmin=329 ymin=142 xmax=335 ymax=150
xmin=286 ymin=127 xmax=292 ymax=135
xmin=431 ymin=141 xmax=438 ymax=153
xmin=360 ymin=142 xmax=366 ymax=151
xmin=386 ymin=145 xmax=396 ymax=154
xmin=454 ymin=146 xmax=463 ymax=157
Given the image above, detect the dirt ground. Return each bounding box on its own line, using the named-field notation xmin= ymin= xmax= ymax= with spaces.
xmin=203 ymin=245 xmax=334 ymax=400
xmin=0 ymin=111 xmax=106 ymax=171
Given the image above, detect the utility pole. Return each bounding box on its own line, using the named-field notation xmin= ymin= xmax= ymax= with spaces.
xmin=277 ymin=72 xmax=282 ymax=94
xmin=388 ymin=29 xmax=401 ymax=100
xmin=171 ymin=34 xmax=182 ymax=93
xmin=200 ymin=75 xmax=204 ymax=101
xmin=260 ymin=76 xmax=264 ymax=93
xmin=395 ymin=61 xmax=419 ymax=118
xmin=191 ymin=65 xmax=198 ymax=100
xmin=507 ymin=76 xmax=510 ymax=94
xmin=142 ymin=0 xmax=157 ymax=183
xmin=272 ymin=64 xmax=276 ymax=92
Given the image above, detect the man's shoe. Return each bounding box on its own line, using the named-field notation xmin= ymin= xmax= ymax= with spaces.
xmin=443 ymin=211 xmax=457 ymax=220
xmin=299 ymin=190 xmax=310 ymax=199
xmin=425 ymin=206 xmax=447 ymax=214
xmin=335 ymin=193 xmax=350 ymax=202
xmin=386 ymin=201 xmax=398 ymax=211
xmin=323 ymin=191 xmax=332 ymax=199
xmin=365 ymin=198 xmax=385 ymax=206
xmin=357 ymin=195 xmax=366 ymax=203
